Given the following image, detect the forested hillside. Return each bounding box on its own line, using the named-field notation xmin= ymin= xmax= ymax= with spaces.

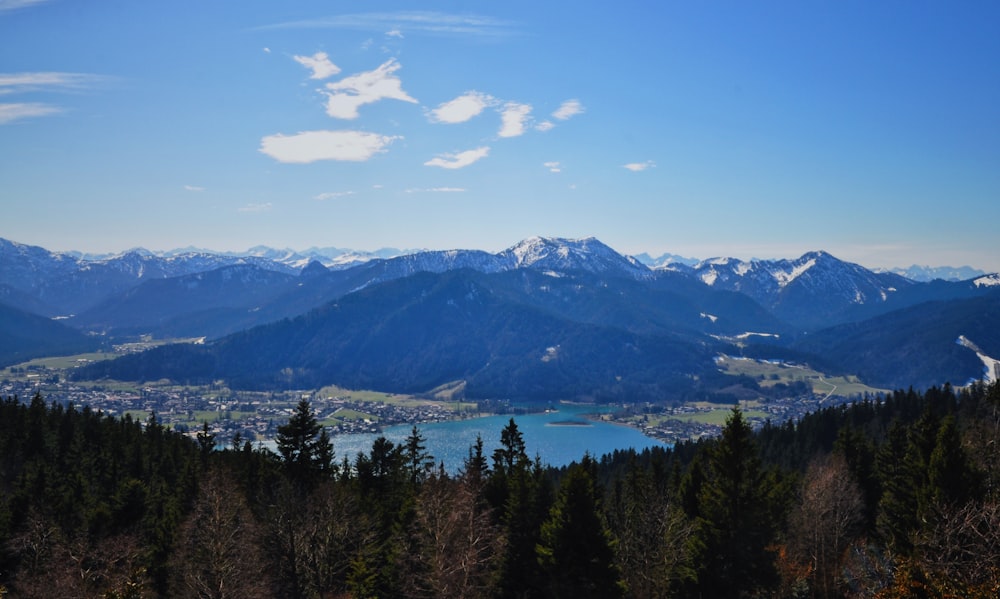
xmin=2 ymin=381 xmax=999 ymax=597
xmin=0 ymin=302 xmax=100 ymax=367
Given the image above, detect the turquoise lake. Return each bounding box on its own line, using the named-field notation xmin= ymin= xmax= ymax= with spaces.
xmin=329 ymin=404 xmax=667 ymax=472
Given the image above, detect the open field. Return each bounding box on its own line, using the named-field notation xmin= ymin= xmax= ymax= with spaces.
xmin=669 ymin=408 xmax=770 ymax=425
xmin=715 ymin=354 xmax=888 ymax=397
xmin=316 ymin=384 xmax=478 ymax=413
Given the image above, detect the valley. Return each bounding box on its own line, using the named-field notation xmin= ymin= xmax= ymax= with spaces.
xmin=3 ymin=341 xmax=887 ymax=451
xmin=3 ymin=234 xmax=999 ymax=446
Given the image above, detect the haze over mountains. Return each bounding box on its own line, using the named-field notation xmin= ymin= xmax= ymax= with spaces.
xmin=2 ymin=236 xmax=998 ymax=399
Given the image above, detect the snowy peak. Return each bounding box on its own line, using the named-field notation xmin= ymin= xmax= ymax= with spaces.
xmin=498 ymin=236 xmax=649 ymax=278
xmin=691 ymin=251 xmax=914 ymax=322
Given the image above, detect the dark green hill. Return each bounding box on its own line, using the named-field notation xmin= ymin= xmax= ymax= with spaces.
xmin=790 ymin=290 xmax=1000 ymax=389
xmin=72 ymin=264 xmax=298 ymax=339
xmin=0 ymin=301 xmax=100 ymax=367
xmin=75 ymin=269 xmax=724 ymax=402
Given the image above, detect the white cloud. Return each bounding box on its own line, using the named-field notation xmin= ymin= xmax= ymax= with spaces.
xmin=183 ymin=185 xmax=205 ymax=192
xmin=535 ymin=120 xmax=554 ymax=132
xmin=386 ymin=28 xmax=403 ymax=38
xmin=323 ymin=58 xmax=417 ymax=119
xmin=293 ymin=52 xmax=341 ymax=80
xmin=263 ymin=47 xmax=271 ymax=54
xmin=544 ymin=161 xmax=561 ymax=173
xmin=239 ymin=203 xmax=273 ymax=213
xmin=429 ymin=91 xmax=495 ymax=124
xmin=623 ymin=160 xmax=656 ymax=172
xmin=405 ymin=187 xmax=466 ymax=193
xmin=498 ymin=102 xmax=531 ymax=138
xmin=553 ymin=99 xmax=584 ymax=120
xmin=0 ymin=102 xmax=60 ymax=124
xmin=314 ymin=191 xmax=356 ymax=200
xmin=259 ymin=130 xmax=400 ymax=163
xmin=424 ymin=146 xmax=490 ymax=169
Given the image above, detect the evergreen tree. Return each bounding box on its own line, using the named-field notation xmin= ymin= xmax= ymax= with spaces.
xmin=875 ymin=420 xmax=919 ymax=552
xmin=404 ymin=425 xmax=435 ymax=486
xmin=275 ymin=399 xmax=332 ymax=490
xmin=460 ymin=434 xmax=490 ymax=489
xmin=537 ymin=457 xmax=625 ymax=599
xmin=490 ymin=421 xmax=549 ymax=599
xmin=196 ymin=421 xmax=215 ymax=462
xmin=692 ymin=408 xmax=781 ymax=597
xmin=926 ymin=415 xmax=980 ymax=509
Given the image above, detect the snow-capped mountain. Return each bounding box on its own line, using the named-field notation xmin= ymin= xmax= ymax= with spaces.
xmin=689 ymin=251 xmax=914 ymax=328
xmin=876 ymin=264 xmax=986 ymax=282
xmin=2 ymin=235 xmax=993 ymax=333
xmin=633 ymin=251 xmax=700 ymax=269
xmin=498 ymin=236 xmax=651 ymax=278
xmin=0 ymin=238 xmax=296 ymax=315
xmin=692 ymin=251 xmax=909 ymax=298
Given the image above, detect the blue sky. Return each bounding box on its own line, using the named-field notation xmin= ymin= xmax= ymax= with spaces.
xmin=2 ymin=1 xmax=998 ymax=271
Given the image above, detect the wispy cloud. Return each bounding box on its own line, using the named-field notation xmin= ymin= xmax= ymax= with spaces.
xmin=428 ymin=91 xmax=495 ymax=124
xmin=0 ymin=0 xmax=50 ymax=12
xmin=498 ymin=102 xmax=531 ymax=138
xmin=258 ymin=12 xmax=518 ymax=39
xmin=405 ymin=187 xmax=467 ymax=193
xmin=0 ymin=102 xmax=60 ymax=124
xmin=0 ymin=71 xmax=110 ymax=95
xmin=553 ymin=99 xmax=584 ymax=120
xmin=293 ymin=52 xmax=341 ymax=80
xmin=239 ymin=203 xmax=273 ymax=213
xmin=535 ymin=121 xmax=554 ymax=132
xmin=544 ymin=161 xmax=561 ymax=173
xmin=0 ymin=72 xmax=111 ymax=125
xmin=183 ymin=185 xmax=205 ymax=192
xmin=259 ymin=130 xmax=400 ymax=163
xmin=323 ymin=59 xmax=417 ymax=120
xmin=424 ymin=146 xmax=490 ymax=169
xmin=623 ymin=160 xmax=656 ymax=172
xmin=314 ymin=191 xmax=356 ymax=200
xmin=386 ymin=28 xmax=403 ymax=39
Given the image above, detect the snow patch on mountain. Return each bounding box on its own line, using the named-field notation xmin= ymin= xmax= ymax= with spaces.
xmin=973 ymin=274 xmax=1000 ymax=288
xmin=957 ymin=335 xmax=999 ymax=383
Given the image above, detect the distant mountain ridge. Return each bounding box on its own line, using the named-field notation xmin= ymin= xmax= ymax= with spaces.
xmin=22 ymin=237 xmax=990 ymax=280
xmin=876 ymin=264 xmax=987 ymax=282
xmin=4 ymin=236 xmax=999 ymax=394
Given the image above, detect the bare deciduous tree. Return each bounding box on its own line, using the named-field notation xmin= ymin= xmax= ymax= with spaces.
xmin=404 ymin=471 xmax=504 ymax=599
xmin=297 ymin=481 xmax=377 ymax=599
xmin=7 ymin=512 xmax=148 ymax=599
xmin=170 ymin=468 xmax=270 ymax=599
xmin=788 ymin=454 xmax=865 ymax=599
xmin=914 ymin=498 xmax=1000 ymax=596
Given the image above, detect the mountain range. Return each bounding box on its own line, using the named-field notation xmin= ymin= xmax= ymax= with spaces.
xmin=2 ymin=236 xmax=998 ymax=399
